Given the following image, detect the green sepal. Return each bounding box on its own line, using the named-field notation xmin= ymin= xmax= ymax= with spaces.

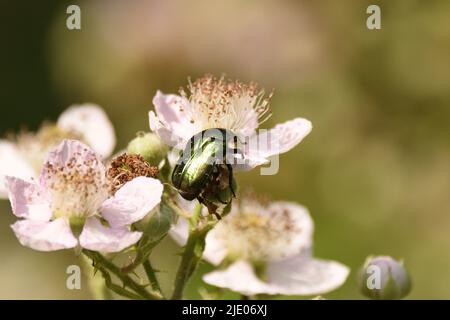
xmin=121 ymin=200 xmax=176 ymax=273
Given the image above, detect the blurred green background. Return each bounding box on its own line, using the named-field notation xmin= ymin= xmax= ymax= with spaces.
xmin=1 ymin=0 xmax=450 ymax=299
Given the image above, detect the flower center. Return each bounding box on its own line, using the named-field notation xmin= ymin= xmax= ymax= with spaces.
xmin=180 ymin=75 xmax=272 ymax=134
xmin=42 ymin=148 xmax=109 ymax=220
xmin=212 ymin=199 xmax=301 ymax=264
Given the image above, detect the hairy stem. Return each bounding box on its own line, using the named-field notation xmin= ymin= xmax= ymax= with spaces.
xmin=82 ymin=249 xmax=163 ymax=300
xmin=80 ymin=254 xmax=112 ymax=300
xmin=172 ymin=203 xmax=216 ymax=299
xmin=143 ymin=259 xmax=162 ymax=295
xmin=98 ymin=266 xmax=143 ymax=300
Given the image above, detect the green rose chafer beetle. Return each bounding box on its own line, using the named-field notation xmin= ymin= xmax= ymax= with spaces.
xmin=172 ymin=128 xmax=241 ymax=218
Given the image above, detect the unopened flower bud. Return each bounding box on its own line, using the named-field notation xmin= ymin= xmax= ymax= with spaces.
xmin=359 ymin=255 xmax=411 ymax=300
xmin=127 ymin=132 xmax=168 ymax=166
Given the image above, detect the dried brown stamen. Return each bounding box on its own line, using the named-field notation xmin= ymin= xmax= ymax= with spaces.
xmin=107 ymin=153 xmax=159 ymax=193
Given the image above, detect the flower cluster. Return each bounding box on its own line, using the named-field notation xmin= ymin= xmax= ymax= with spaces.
xmin=7 ymin=140 xmax=163 ymax=252
xmin=171 ymin=195 xmax=349 ymax=296
xmin=1 ymin=75 xmax=361 ymax=300
xmin=0 ymin=104 xmax=115 ymax=198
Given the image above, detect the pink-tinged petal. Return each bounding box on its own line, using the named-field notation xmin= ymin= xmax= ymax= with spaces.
xmin=150 ymin=91 xmax=196 ymax=147
xmin=40 ymin=139 xmax=106 ymax=187
xmin=203 ymin=260 xmax=277 ymax=295
xmin=79 ymin=217 xmax=142 ymax=253
xmin=153 ymin=91 xmax=191 ymax=125
xmin=149 ymin=111 xmax=185 ymax=148
xmin=267 ymin=253 xmax=350 ymax=295
xmin=57 ymin=104 xmax=116 ymax=158
xmin=0 ymin=140 xmax=35 ymax=199
xmin=101 ymin=177 xmax=163 ymax=228
xmin=231 ymin=152 xmax=269 ymax=172
xmin=11 ymin=218 xmax=77 ymax=251
xmin=5 ymin=176 xmax=51 ymax=221
xmin=261 ymin=117 xmax=312 ymax=156
xmin=238 ymin=118 xmax=312 ymax=170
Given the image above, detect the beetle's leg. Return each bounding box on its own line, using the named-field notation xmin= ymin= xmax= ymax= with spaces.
xmin=211 ymin=163 xmax=231 ymax=205
xmin=200 ymin=195 xmax=221 ymax=220
xmin=226 ymin=163 xmax=236 ymax=198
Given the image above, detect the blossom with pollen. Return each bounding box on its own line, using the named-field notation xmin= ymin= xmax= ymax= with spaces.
xmin=149 ymin=75 xmax=312 ymax=169
xmin=170 ymin=196 xmax=349 ymax=296
xmin=0 ymin=104 xmax=116 ymax=199
xmin=5 ymin=139 xmax=163 ymax=252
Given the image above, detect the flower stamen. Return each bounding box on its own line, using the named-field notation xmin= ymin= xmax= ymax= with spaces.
xmin=179 ymin=74 xmax=272 ymax=134
xmin=107 ymin=153 xmax=159 ymax=193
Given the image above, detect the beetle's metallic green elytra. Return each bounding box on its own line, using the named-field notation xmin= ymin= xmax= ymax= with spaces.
xmin=172 ymin=129 xmax=240 ymax=210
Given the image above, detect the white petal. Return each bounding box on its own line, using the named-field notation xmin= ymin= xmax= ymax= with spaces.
xmin=11 ymin=218 xmax=77 ymax=251
xmin=169 ymin=215 xmax=189 ymax=246
xmin=168 ymin=197 xmax=196 ymax=247
xmin=5 ymin=176 xmax=51 ymax=221
xmin=267 ymin=253 xmax=350 ymax=296
xmin=203 ymin=230 xmax=229 ymax=266
xmin=101 ymin=177 xmax=163 ymax=228
xmin=57 ymin=104 xmax=116 ymax=158
xmin=203 ymin=255 xmax=349 ymax=296
xmin=153 ymin=91 xmax=191 ymax=126
xmin=149 ymin=111 xmax=187 ymax=149
xmin=0 ymin=140 xmax=35 ymax=198
xmin=265 ymin=201 xmax=314 ymax=260
xmin=239 ymin=118 xmax=312 ymax=170
xmin=150 ymin=91 xmax=196 ymax=147
xmin=203 ymin=260 xmax=277 ymax=295
xmin=231 ymin=152 xmax=269 ymax=172
xmin=40 ymin=139 xmax=106 ymax=186
xmin=79 ymin=217 xmax=142 ymax=253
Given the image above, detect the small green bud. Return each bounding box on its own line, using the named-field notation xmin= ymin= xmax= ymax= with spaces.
xmin=127 ymin=132 xmax=168 ymax=166
xmin=359 ymin=255 xmax=411 ymax=300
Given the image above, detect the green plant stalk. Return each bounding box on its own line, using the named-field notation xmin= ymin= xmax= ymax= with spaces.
xmin=172 ymin=203 xmax=216 ymax=299
xmin=143 ymin=259 xmax=162 ymax=294
xmin=97 ymin=265 xmax=143 ymax=300
xmin=80 ymin=253 xmax=112 ymax=300
xmin=82 ymin=249 xmax=163 ymax=300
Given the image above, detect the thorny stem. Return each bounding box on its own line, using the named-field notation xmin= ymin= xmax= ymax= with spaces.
xmin=80 ymin=254 xmax=112 ymax=300
xmin=172 ymin=203 xmax=216 ymax=299
xmin=82 ymin=249 xmax=163 ymax=300
xmin=97 ymin=266 xmax=143 ymax=300
xmin=143 ymin=259 xmax=162 ymax=295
